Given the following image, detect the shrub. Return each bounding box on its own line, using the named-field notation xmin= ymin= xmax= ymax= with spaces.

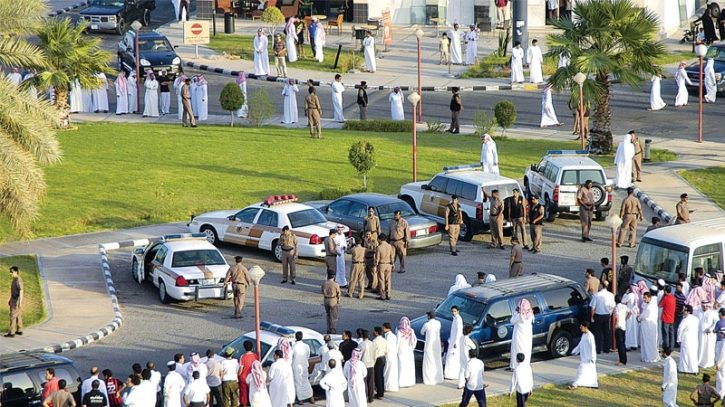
xmin=219 ymin=82 xmax=244 ymax=127
xmin=247 ymin=88 xmax=275 ymax=127
xmin=496 ymin=30 xmax=511 ymax=57
xmin=348 ymin=140 xmax=377 ymax=190
xmin=262 ymin=7 xmax=285 ymax=35
xmin=343 ymin=120 xmax=412 ymax=132
xmin=425 ymin=119 xmax=448 ymax=133
xmin=319 ymin=187 xmax=349 ymax=200
xmin=494 ymin=100 xmax=517 ymax=137
xmin=340 ymin=51 xmax=361 ymax=72
xmin=473 ymin=109 xmax=496 ymax=137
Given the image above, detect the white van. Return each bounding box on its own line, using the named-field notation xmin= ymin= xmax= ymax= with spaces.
xmin=634 ymin=218 xmax=725 ymax=285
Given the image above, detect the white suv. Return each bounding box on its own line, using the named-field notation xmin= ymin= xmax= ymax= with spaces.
xmin=523 ymin=150 xmax=612 ymax=222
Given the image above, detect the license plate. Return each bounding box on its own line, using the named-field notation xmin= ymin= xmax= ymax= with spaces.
xmin=570 ymin=206 xmax=580 ymax=212
xmin=91 ymin=24 xmax=99 ymax=30
xmin=417 ymin=229 xmax=427 ymax=236
xmin=202 ymin=279 xmax=215 ymax=286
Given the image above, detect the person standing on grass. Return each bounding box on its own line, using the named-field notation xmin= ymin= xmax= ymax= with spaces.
xmin=662 ymin=347 xmax=678 ymax=407
xmin=613 ymin=294 xmax=631 ymax=366
xmin=285 ymin=17 xmax=299 ymax=63
xmin=569 ymin=321 xmax=598 ymax=390
xmin=690 ymin=374 xmax=721 ymax=407
xmin=314 ymin=18 xmax=326 ymax=63
xmin=659 ymin=285 xmax=676 ymax=350
xmin=509 ymin=353 xmax=533 ymax=407
xmin=480 ymin=133 xmax=499 ymax=175
xmin=6 ymin=266 xmax=23 ymax=338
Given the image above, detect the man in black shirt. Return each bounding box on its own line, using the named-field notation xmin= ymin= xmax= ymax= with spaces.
xmin=357 ymin=81 xmax=368 ymax=120
xmin=505 ymin=188 xmax=528 ymax=250
xmin=447 ymin=87 xmax=463 ymax=134
xmin=339 ymin=330 xmax=358 ymax=363
xmin=157 ymin=69 xmax=172 ymax=115
xmin=82 ymin=380 xmax=108 ymax=407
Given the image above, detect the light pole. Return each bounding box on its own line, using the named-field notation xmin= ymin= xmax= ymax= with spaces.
xmin=131 ymin=20 xmax=143 ymax=114
xmin=248 ymin=265 xmax=266 ymax=360
xmin=408 ymin=92 xmax=421 ymax=182
xmin=696 ymin=44 xmax=708 ymax=143
xmin=573 ymin=72 xmax=586 ymax=150
xmin=605 ymin=213 xmax=623 ymax=349
xmin=415 ymin=28 xmax=424 ymax=123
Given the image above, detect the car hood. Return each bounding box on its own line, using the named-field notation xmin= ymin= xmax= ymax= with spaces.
xmin=171 ymin=264 xmax=229 ymax=279
xmin=400 ymin=181 xmax=429 ymax=190
xmin=410 ymin=315 xmax=453 ymax=344
xmin=140 ymin=51 xmax=179 ymax=65
xmin=686 ymin=60 xmax=725 ymax=74
xmin=193 ymin=210 xmax=238 ymax=222
xmin=80 ymin=5 xmax=122 ymax=15
xmin=295 ymin=222 xmax=347 ymax=236
xmin=305 ymin=201 xmax=329 ymax=210
xmin=391 ymin=215 xmax=437 ymax=230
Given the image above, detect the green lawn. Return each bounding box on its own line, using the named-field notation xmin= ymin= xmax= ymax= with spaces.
xmin=0 ymin=124 xmax=673 ymax=241
xmin=680 ymin=167 xmax=725 ymax=209
xmin=0 ymin=256 xmax=45 ymax=332
xmin=207 ymin=34 xmax=361 ymax=73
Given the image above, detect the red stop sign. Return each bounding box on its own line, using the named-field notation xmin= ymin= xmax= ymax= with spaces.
xmin=191 ymin=23 xmax=203 ymax=35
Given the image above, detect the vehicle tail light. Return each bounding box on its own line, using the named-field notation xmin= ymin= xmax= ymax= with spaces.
xmin=429 ymin=225 xmax=438 ymax=233
xmin=411 ymin=230 xmax=417 ymax=237
xmin=553 ymin=186 xmax=559 ymax=203
xmin=347 ymin=230 xmax=353 ymax=237
xmin=309 ymin=234 xmax=322 ymax=245
xmin=476 ymin=204 xmax=483 ymax=220
xmin=175 ymin=276 xmax=189 ymax=287
xmin=608 ymin=193 xmax=613 ymax=203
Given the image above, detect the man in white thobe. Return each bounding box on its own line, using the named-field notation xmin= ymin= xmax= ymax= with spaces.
xmin=465 ymin=26 xmax=478 ymax=65
xmin=639 ymin=291 xmax=661 ymax=363
xmin=678 ymin=305 xmax=700 ymax=374
xmin=314 ymin=19 xmax=326 ymax=63
xmin=70 ymin=79 xmax=84 ymax=113
xmin=292 ymin=333 xmax=314 ymax=404
xmin=363 ymin=31 xmax=376 ymax=73
xmin=253 ymin=29 xmax=271 ymax=76
xmin=91 ymin=72 xmax=109 ymax=113
xmin=397 ymin=317 xmax=417 ymax=388
xmin=143 ymin=72 xmax=159 ymax=117
xmin=323 ymin=342 xmax=343 ymax=372
xmin=333 ymin=225 xmax=348 ymax=287
xmin=268 ymin=350 xmax=295 ymax=407
xmin=388 ymin=87 xmax=404 ymax=121
xmin=444 ymin=306 xmax=463 ymax=380
xmin=383 ymin=323 xmax=399 ymax=392
xmin=319 ymin=360 xmax=347 ymax=407
xmin=331 ymin=74 xmax=345 ymax=122
xmin=569 ymin=321 xmax=598 ymax=389
xmin=509 ymin=300 xmax=533 ymax=370
xmin=623 ymin=287 xmax=640 ymax=349
xmin=662 ymin=348 xmax=678 ymax=407
xmin=282 ymin=78 xmax=299 ymax=124
xmin=510 ymin=41 xmax=525 ymax=83
xmin=421 ymin=311 xmax=443 ymax=385
xmin=613 ymin=132 xmax=635 ymax=189
xmin=163 ymin=361 xmax=186 ymax=407
xmin=480 ymin=134 xmax=499 ymax=175
xmin=447 ymin=25 xmax=464 ymax=64
xmin=458 ymin=325 xmax=477 ymax=388
xmin=128 ymin=71 xmax=138 ymax=113
xmin=705 ymin=58 xmax=717 ymax=103
xmin=343 ymin=349 xmax=367 ymax=407
xmin=7 ymin=67 xmax=22 ymax=87
xmin=699 ymin=301 xmax=718 ymax=369
xmin=714 ymin=309 xmax=725 ymax=399
xmin=509 ymin=353 xmax=533 ymax=406
xmin=526 ymin=39 xmax=543 ymax=84
xmin=194 ymin=75 xmax=208 ymax=121
xmin=115 ymin=71 xmax=129 ymax=115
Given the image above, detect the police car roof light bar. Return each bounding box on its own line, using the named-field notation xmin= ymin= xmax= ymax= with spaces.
xmin=260 ymin=321 xmax=296 ymax=336
xmin=443 ymin=163 xmax=483 ymax=173
xmin=164 ymin=233 xmax=207 ymax=241
xmin=546 ymin=150 xmax=589 ymax=156
xmin=263 ymin=195 xmax=298 ymax=206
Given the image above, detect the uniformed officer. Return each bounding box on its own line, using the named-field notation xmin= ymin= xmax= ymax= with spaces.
xmin=676 ymin=193 xmax=694 ymax=224
xmin=528 ymin=195 xmax=544 ymax=254
xmin=279 ymin=225 xmax=299 ymax=284
xmin=321 ymin=271 xmax=341 ymax=334
xmin=482 ymin=187 xmax=505 ymax=249
xmin=388 ymin=210 xmax=410 ymax=273
xmin=5 ymin=266 xmax=23 ymax=337
xmin=324 ymin=229 xmax=338 ymax=273
xmin=631 ymin=131 xmax=644 ymax=182
xmin=347 ymin=239 xmax=366 ymax=299
xmin=617 ymin=186 xmax=643 ymax=248
xmin=576 ymin=180 xmax=595 ymax=242
xmin=374 ymin=234 xmax=395 ymax=301
xmin=225 ymin=257 xmax=251 ymax=319
xmin=363 ymin=207 xmax=381 ymax=242
xmin=505 ymin=188 xmax=529 ymax=250
xmin=363 ymin=230 xmax=379 ymax=291
xmin=509 ymin=237 xmax=523 ymax=278
xmin=475 ymin=271 xmax=486 ymax=286
xmin=444 ymin=195 xmax=463 ymax=256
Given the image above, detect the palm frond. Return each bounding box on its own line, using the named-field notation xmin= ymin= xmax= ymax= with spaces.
xmin=0 ymin=38 xmax=48 ymax=69
xmin=0 ymin=0 xmax=48 ymax=36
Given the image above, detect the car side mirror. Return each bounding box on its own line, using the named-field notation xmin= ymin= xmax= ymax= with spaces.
xmin=530 ymin=164 xmax=538 ymax=172
xmin=320 ymin=205 xmax=329 ymax=212
xmin=174 ymin=45 xmax=179 ymax=49
xmin=227 ymin=215 xmax=236 ymax=221
xmin=134 ymin=247 xmax=144 ymax=255
xmin=421 ymin=184 xmax=428 ymax=190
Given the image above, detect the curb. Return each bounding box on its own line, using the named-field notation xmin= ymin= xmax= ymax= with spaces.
xmin=42 ymin=238 xmax=161 ymax=353
xmin=634 ymin=187 xmax=674 ymax=225
xmin=48 ymin=0 xmax=90 ymax=17
xmin=182 ymin=61 xmax=546 ymax=92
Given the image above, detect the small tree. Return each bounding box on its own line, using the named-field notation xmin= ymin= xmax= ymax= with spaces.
xmin=247 ymin=88 xmax=275 ymax=126
xmin=348 ymin=141 xmax=377 ymax=190
xmin=262 ymin=7 xmax=285 ymax=36
xmin=219 ymin=82 xmax=244 ymax=127
xmin=494 ymin=100 xmax=517 ymax=137
xmin=472 ymin=109 xmax=496 ymax=137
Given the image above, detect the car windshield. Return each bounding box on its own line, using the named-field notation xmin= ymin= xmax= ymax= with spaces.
xmin=435 ymin=293 xmax=486 ymax=326
xmin=221 ymin=336 xmax=273 ymax=362
xmin=171 ymin=249 xmax=227 ymax=267
xmin=634 ymin=237 xmax=689 ymax=284
xmin=377 ymin=201 xmax=416 ymax=221
xmin=90 ymin=0 xmax=125 ymax=6
xmin=706 ymin=45 xmax=725 ymax=61
xmin=138 ymin=39 xmax=172 ymax=52
xmin=288 ymin=209 xmax=327 ymax=228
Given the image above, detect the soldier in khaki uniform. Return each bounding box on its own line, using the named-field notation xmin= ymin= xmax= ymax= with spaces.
xmin=676 ymin=193 xmax=694 ymax=224
xmin=324 ymin=229 xmax=338 ymax=272
xmin=482 ymin=187 xmax=505 ymax=249
xmin=444 ymin=195 xmax=463 ymax=256
xmin=631 ymin=131 xmax=644 ymax=182
xmin=6 ymin=267 xmax=23 ymax=337
xmin=374 ymin=234 xmax=395 ymax=301
xmin=577 ymin=180 xmax=595 ymax=242
xmin=225 ymin=257 xmax=251 ymax=319
xmin=304 ymin=87 xmax=322 ymax=138
xmin=363 ymin=207 xmax=381 ymax=242
xmin=321 ymin=271 xmax=341 ymax=334
xmin=528 ymin=195 xmax=544 ymax=254
xmin=279 ymin=226 xmax=299 ymax=284
xmin=617 ymin=187 xmax=643 ymax=248
xmin=363 ymin=231 xmax=379 ymax=290
xmin=388 ymin=210 xmax=410 ymax=274
xmin=509 ymin=237 xmax=523 ymax=278
xmin=347 ymin=239 xmax=366 ymax=299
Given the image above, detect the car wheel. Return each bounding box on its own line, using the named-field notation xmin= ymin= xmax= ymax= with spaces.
xmin=142 ymin=9 xmax=151 ymax=25
xmin=159 ymin=280 xmax=171 ymax=304
xmin=200 ymin=226 xmax=218 ymax=245
xmin=544 ymin=197 xmax=556 ymax=223
xmin=115 ymin=18 xmax=125 ymax=35
xmin=459 ymin=214 xmax=474 ymax=242
xmin=595 ymin=210 xmax=608 ymax=221
xmin=131 ymin=258 xmax=143 ymax=284
xmin=401 ymin=196 xmax=417 ymax=213
xmin=549 ymin=329 xmax=574 ymax=358
xmin=272 ymin=240 xmax=283 ymax=262
xmin=591 ymin=184 xmax=606 ymax=206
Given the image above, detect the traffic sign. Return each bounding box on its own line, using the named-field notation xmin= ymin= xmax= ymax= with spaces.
xmin=183 ymin=20 xmax=210 ymax=45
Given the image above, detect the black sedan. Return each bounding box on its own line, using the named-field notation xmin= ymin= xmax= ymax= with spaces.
xmin=308 ymin=193 xmax=442 ymax=249
xmin=117 ymin=30 xmax=182 ymax=80
xmin=685 ymin=43 xmax=725 ymax=94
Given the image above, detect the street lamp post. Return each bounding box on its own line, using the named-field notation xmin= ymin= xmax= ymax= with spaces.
xmin=408 ymin=92 xmax=421 ymax=182
xmin=573 ymin=72 xmax=586 ymax=150
xmin=415 ymin=28 xmax=424 ymax=123
xmin=248 ymin=265 xmax=266 ymax=360
xmin=131 ymin=20 xmax=143 ymax=114
xmin=605 ymin=214 xmax=623 ymax=349
xmin=696 ymin=44 xmax=708 ymax=143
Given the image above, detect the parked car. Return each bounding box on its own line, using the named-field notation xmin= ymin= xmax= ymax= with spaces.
xmin=131 ymin=233 xmax=231 ymax=304
xmin=685 ymin=42 xmax=725 ymax=94
xmin=398 ymin=164 xmax=522 ymax=241
xmin=80 ymin=0 xmax=155 ymax=35
xmin=216 ymin=322 xmax=341 ymax=386
xmin=523 ymin=150 xmax=612 ymax=222
xmin=307 ymin=193 xmax=442 ymax=248
xmin=189 ymin=195 xmax=350 ymax=262
xmin=409 ymin=273 xmax=590 ymax=362
xmin=0 ymin=351 xmax=83 ymax=405
xmin=117 ymin=30 xmax=182 ymax=80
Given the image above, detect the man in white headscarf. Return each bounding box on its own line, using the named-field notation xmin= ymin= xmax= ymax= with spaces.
xmin=194 ymin=75 xmax=208 ymax=121
xmin=465 ymin=25 xmax=478 ymax=65
xmin=91 ymin=72 xmax=109 ymax=113
xmin=443 ymin=306 xmax=463 ymax=380
xmin=292 ymin=332 xmax=315 ymax=404
xmin=540 ymin=83 xmax=562 ymax=128
xmin=699 ymin=300 xmax=718 ymax=369
xmin=448 ymin=274 xmax=471 ymax=296
xmin=662 ymin=347 xmax=678 ymax=407
xmin=285 ymin=17 xmax=299 ymax=63
xmin=314 ymin=18 xmax=326 ymax=63
xmin=343 ymin=349 xmax=367 ymax=407
xmin=127 ymin=71 xmax=138 ymax=113
xmin=142 ymin=71 xmax=159 ymax=117
xmin=421 ymin=311 xmax=443 ymax=385
xmin=397 ymin=317 xmax=417 ymax=388
xmin=480 ymin=134 xmax=499 ymax=175
xmin=447 ymin=24 xmax=464 ymax=64
xmin=649 ymin=68 xmax=667 ymax=111
xmin=674 ymin=61 xmax=692 ymax=107
xmin=705 ymin=58 xmax=717 ymax=103
xmin=509 ymin=299 xmax=533 ymax=371
xmin=7 ymin=67 xmax=21 ymax=86
xmin=331 ymin=74 xmax=345 ymax=122
xmin=639 ymin=291 xmax=661 ymax=363
xmin=613 ymin=131 xmax=635 ymax=189
xmin=268 ymin=350 xmax=294 ymax=407
xmin=282 ymin=78 xmax=299 ymax=124
xmin=254 ymin=29 xmax=270 ymax=76
xmin=388 ymin=87 xmax=404 ymax=121
xmin=115 ymin=71 xmax=129 ymax=115
xmin=174 ymin=74 xmax=187 ymax=120
xmin=235 ymin=71 xmax=248 ymax=118
xmin=382 ymin=323 xmax=398 ymax=392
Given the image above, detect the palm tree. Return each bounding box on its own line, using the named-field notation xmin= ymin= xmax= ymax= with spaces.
xmin=0 ymin=0 xmax=63 ymax=239
xmin=35 ymin=18 xmax=115 ymax=129
xmin=545 ymin=0 xmax=665 ymax=153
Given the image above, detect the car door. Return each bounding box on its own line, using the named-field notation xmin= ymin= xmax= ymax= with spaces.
xmin=531 ymin=159 xmax=547 ymax=196
xmin=0 ymin=371 xmax=38 ymax=406
xmin=512 ymin=294 xmax=545 ymax=346
xmin=224 ymin=207 xmax=261 ymax=245
xmin=343 ymin=200 xmax=368 ymax=234
xmin=324 ymin=199 xmax=352 ymax=224
xmin=252 ymin=209 xmax=280 ymax=249
xmin=420 ymin=176 xmax=448 ymax=217
xmin=476 ymin=299 xmax=513 ymax=357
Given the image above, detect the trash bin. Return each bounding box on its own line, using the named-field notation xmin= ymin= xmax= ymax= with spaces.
xmin=644 ymin=139 xmax=652 ymax=162
xmin=224 ymin=12 xmax=235 ymax=34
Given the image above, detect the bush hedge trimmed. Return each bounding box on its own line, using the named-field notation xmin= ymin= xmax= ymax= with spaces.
xmin=343 ymin=120 xmax=413 ymax=132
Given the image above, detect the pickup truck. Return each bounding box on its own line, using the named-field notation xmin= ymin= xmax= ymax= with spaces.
xmin=80 ymin=0 xmax=155 ymax=35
